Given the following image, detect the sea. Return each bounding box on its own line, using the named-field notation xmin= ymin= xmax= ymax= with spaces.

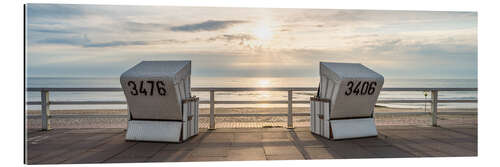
xmin=25 ymin=77 xmax=477 ymax=110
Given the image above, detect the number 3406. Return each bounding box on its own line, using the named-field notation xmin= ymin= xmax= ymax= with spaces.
xmin=345 ymin=81 xmax=377 ymax=96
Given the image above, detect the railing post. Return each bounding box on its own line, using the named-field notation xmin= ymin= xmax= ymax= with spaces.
xmin=209 ymin=90 xmax=215 ymax=130
xmin=41 ymin=90 xmax=50 ymax=130
xmin=431 ymin=90 xmax=438 ymax=127
xmin=287 ymin=89 xmax=293 ymax=129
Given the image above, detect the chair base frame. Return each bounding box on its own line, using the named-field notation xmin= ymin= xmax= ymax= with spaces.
xmin=126 ymin=97 xmax=199 ymax=143
xmin=310 ymin=96 xmax=378 ymax=140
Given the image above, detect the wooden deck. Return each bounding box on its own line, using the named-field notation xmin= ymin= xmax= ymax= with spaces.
xmin=26 ymin=125 xmax=477 ymax=164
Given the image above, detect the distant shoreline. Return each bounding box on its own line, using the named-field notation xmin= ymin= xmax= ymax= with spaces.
xmin=25 ymin=106 xmax=477 ymax=129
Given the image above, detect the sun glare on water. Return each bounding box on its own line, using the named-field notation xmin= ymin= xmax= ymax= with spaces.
xmin=256 ymin=79 xmax=273 ymax=108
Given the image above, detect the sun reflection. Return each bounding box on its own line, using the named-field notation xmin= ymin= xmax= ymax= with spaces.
xmin=255 ymin=79 xmax=272 ymax=107
xmin=256 ymin=91 xmax=272 ymax=108
xmin=256 ymin=103 xmax=272 ymax=108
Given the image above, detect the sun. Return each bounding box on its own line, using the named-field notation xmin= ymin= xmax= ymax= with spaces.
xmin=252 ymin=23 xmax=274 ymax=41
xmin=257 ymin=79 xmax=271 ymax=87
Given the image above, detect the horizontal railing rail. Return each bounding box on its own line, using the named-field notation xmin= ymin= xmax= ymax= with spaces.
xmin=27 ymin=87 xmax=478 ymax=92
xmin=26 ymin=87 xmax=477 ymax=130
xmin=26 ymin=99 xmax=479 ymax=105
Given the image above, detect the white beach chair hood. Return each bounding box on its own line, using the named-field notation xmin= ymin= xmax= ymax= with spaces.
xmin=120 ymin=61 xmax=191 ymax=121
xmin=319 ymin=62 xmax=384 ymax=119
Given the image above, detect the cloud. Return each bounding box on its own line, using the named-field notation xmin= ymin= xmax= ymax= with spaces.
xmin=170 ymin=20 xmax=247 ymax=32
xmin=37 ymin=35 xmax=90 ymax=45
xmin=29 ymin=27 xmax=74 ymax=34
xmin=83 ymin=39 xmax=186 ymax=48
xmin=207 ymin=34 xmax=255 ymax=45
xmin=363 ymin=39 xmax=402 ymax=52
xmin=27 ymin=4 xmax=85 ymax=19
xmin=407 ymin=43 xmax=477 ymax=58
xmin=34 ymin=33 xmax=255 ymax=47
xmin=83 ymin=41 xmax=148 ymax=48
xmin=122 ymin=21 xmax=170 ymax=32
xmin=283 ymin=9 xmax=477 ymax=33
xmin=35 ymin=35 xmax=188 ymax=48
xmin=359 ymin=37 xmax=477 ymax=59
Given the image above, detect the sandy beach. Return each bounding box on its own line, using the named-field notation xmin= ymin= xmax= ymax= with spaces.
xmin=26 ymin=107 xmax=477 ymax=129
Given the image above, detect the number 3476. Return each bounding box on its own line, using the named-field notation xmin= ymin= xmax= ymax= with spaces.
xmin=345 ymin=81 xmax=377 ymax=96
xmin=127 ymin=80 xmax=167 ymax=96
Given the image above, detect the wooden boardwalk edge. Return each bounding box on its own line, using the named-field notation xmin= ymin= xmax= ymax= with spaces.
xmin=26 ymin=125 xmax=477 ymax=164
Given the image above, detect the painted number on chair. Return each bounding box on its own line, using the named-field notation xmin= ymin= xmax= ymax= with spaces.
xmin=344 ymin=81 xmax=377 ymax=96
xmin=127 ymin=80 xmax=167 ymax=96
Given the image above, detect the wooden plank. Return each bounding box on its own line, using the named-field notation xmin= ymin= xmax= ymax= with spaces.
xmin=57 ymin=131 xmax=125 ymax=163
xmin=105 ymin=142 xmax=167 ymax=163
xmin=304 ymin=147 xmax=336 ymax=159
xmin=200 ymin=132 xmax=233 ymax=144
xmin=262 ymin=131 xmax=289 ymax=142
xmin=28 ymin=149 xmax=69 ymax=164
xmin=378 ymin=130 xmax=450 ymax=157
xmin=148 ymin=150 xmax=193 ymax=162
xmin=378 ymin=128 xmax=475 ymax=157
xmin=263 ymin=145 xmax=303 ymax=157
xmin=232 ymin=133 xmax=263 ymax=147
xmin=38 ymin=133 xmax=118 ymax=164
xmin=416 ymin=128 xmax=477 ymax=156
xmin=227 ymin=146 xmax=266 ymax=161
xmin=360 ymin=145 xmax=416 ymax=158
xmin=440 ymin=127 xmax=478 ymax=138
xmin=323 ymin=140 xmax=380 ymax=159
xmin=288 ymin=130 xmax=315 ymax=159
xmin=28 ymin=132 xmax=100 ymax=164
xmin=189 ymin=147 xmax=229 ymax=157
xmin=184 ymin=155 xmax=228 ymax=162
xmin=265 ymin=154 xmax=305 ymax=160
xmin=63 ymin=133 xmax=136 ymax=163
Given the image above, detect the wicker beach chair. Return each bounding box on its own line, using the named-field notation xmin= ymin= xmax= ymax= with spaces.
xmin=120 ymin=61 xmax=199 ymax=142
xmin=310 ymin=62 xmax=384 ymax=140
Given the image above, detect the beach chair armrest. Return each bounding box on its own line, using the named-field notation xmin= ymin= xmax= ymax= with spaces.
xmin=182 ymin=96 xmax=199 ymax=103
xmin=310 ymin=96 xmax=331 ymax=138
xmin=181 ymin=96 xmax=199 ymax=141
xmin=310 ymin=96 xmax=330 ymax=103
xmin=318 ymin=114 xmax=324 ymax=119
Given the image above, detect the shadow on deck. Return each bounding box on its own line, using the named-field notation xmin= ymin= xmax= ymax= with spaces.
xmin=26 ymin=125 xmax=477 ymax=164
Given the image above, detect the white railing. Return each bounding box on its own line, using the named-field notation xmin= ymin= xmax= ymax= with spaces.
xmin=26 ymin=87 xmax=477 ymax=130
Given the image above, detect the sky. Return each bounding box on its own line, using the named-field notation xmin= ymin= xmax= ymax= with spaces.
xmin=26 ymin=4 xmax=477 ymax=79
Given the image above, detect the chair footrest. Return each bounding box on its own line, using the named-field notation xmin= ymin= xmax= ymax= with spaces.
xmin=126 ymin=120 xmax=182 ymax=142
xmin=330 ymin=118 xmax=377 ymax=140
